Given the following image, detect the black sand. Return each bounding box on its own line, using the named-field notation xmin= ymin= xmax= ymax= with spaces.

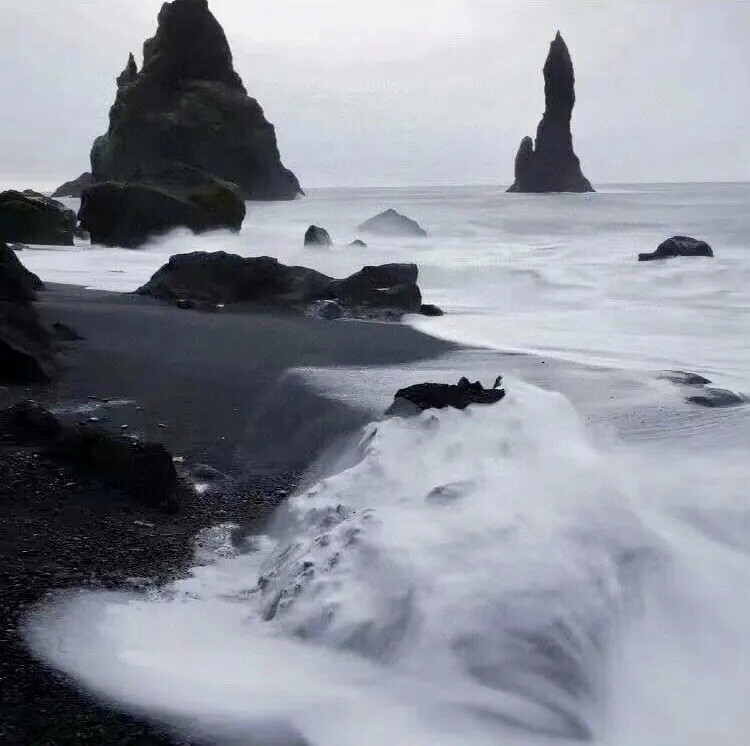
xmin=0 ymin=284 xmax=453 ymax=745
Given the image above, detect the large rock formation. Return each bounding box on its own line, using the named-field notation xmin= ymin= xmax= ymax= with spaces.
xmin=358 ymin=209 xmax=428 ymax=237
xmin=88 ymin=0 xmax=301 ymax=200
xmin=51 ymin=172 xmax=94 ymax=199
xmin=0 ymin=190 xmax=76 ymax=246
xmin=136 ymin=252 xmax=440 ymax=319
xmin=79 ymin=166 xmax=246 ymax=248
xmin=508 ymin=32 xmax=593 ymax=193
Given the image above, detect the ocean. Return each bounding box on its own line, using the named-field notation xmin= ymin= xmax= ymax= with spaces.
xmin=24 ymin=183 xmax=750 ymax=744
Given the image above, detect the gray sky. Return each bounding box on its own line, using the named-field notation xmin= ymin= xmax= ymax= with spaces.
xmin=1 ymin=0 xmax=749 ymax=190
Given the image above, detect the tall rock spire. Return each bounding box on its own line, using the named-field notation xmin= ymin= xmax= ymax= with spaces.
xmin=90 ymin=0 xmax=301 ymax=200
xmin=508 ymin=32 xmax=593 ymax=193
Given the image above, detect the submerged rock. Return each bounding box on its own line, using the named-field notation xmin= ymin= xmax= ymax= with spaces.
xmin=508 ymin=32 xmax=594 ymax=193
xmin=137 ymin=252 xmax=439 ymax=319
xmin=687 ymin=388 xmax=745 ymax=408
xmin=304 ymin=225 xmax=332 ymax=247
xmin=357 ymin=209 xmax=427 ymax=237
xmin=349 ymin=239 xmax=367 ymax=248
xmin=0 ymin=190 xmax=76 ymax=246
xmin=79 ymin=166 xmax=245 ymax=248
xmin=659 ymin=370 xmax=712 ymax=386
xmin=387 ymin=376 xmax=506 ymax=416
xmin=89 ymin=0 xmax=301 ymax=200
xmin=638 ymin=236 xmax=714 ymax=262
xmin=51 ymin=172 xmax=94 ymax=199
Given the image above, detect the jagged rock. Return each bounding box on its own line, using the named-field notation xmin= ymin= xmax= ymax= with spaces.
xmin=90 ymin=0 xmax=301 ymax=200
xmin=0 ymin=243 xmax=52 ymax=383
xmin=357 ymin=209 xmax=428 ymax=237
xmin=304 ymin=225 xmax=332 ymax=247
xmin=349 ymin=239 xmax=367 ymax=247
xmin=137 ymin=252 xmax=437 ymax=318
xmin=51 ymin=172 xmax=94 ymax=199
xmin=687 ymin=389 xmax=745 ymax=408
xmin=508 ymin=32 xmax=593 ymax=193
xmin=638 ymin=236 xmax=713 ymax=262
xmin=420 ymin=303 xmax=444 ymax=317
xmin=79 ymin=166 xmax=246 ymax=248
xmin=0 ymin=190 xmax=76 ymax=245
xmin=386 ymin=376 xmax=506 ymax=416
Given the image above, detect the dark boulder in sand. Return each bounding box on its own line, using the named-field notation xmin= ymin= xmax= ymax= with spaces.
xmin=51 ymin=172 xmax=94 ymax=199
xmin=79 ymin=167 xmax=246 ymax=248
xmin=387 ymin=376 xmax=506 ymax=416
xmin=137 ymin=251 xmax=438 ymax=318
xmin=0 ymin=190 xmax=76 ymax=246
xmin=89 ymin=0 xmax=301 ymax=200
xmin=638 ymin=236 xmax=713 ymax=262
xmin=508 ymin=32 xmax=594 ymax=193
xmin=304 ymin=225 xmax=332 ymax=247
xmin=357 ymin=209 xmax=427 ymax=237
xmin=0 ymin=243 xmax=52 ymax=384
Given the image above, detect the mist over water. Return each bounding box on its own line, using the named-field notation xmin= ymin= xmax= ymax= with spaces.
xmin=23 ymin=183 xmax=750 ymax=743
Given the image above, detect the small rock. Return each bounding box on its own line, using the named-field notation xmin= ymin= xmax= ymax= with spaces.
xmin=175 ymin=298 xmax=196 ymax=310
xmin=420 ymin=303 xmax=444 ymax=317
xmin=687 ymin=388 xmax=745 ymax=408
xmin=304 ymin=225 xmax=333 ymax=247
xmin=660 ymin=370 xmax=712 ymax=386
xmin=639 ymin=236 xmax=713 ymax=262
xmin=387 ymin=376 xmax=506 ymax=416
xmin=348 ymin=239 xmax=367 ymax=247
xmin=318 ymin=300 xmax=343 ymax=320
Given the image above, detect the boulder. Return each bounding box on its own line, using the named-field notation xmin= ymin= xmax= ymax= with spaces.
xmin=51 ymin=172 xmax=94 ymax=199
xmin=508 ymin=32 xmax=594 ymax=193
xmin=89 ymin=0 xmax=301 ymax=200
xmin=638 ymin=236 xmax=714 ymax=262
xmin=357 ymin=209 xmax=427 ymax=237
xmin=386 ymin=376 xmax=506 ymax=416
xmin=0 ymin=242 xmax=43 ymax=302
xmin=304 ymin=225 xmax=332 ymax=247
xmin=349 ymin=239 xmax=367 ymax=247
xmin=79 ymin=167 xmax=246 ymax=248
xmin=51 ymin=321 xmax=85 ymax=341
xmin=687 ymin=388 xmax=745 ymax=408
xmin=0 ymin=190 xmax=76 ymax=245
xmin=659 ymin=370 xmax=712 ymax=386
xmin=420 ymin=303 xmax=444 ymax=317
xmin=137 ymin=252 xmax=437 ymax=318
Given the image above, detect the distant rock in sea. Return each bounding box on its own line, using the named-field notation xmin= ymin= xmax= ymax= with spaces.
xmin=51 ymin=172 xmax=94 ymax=199
xmin=638 ymin=236 xmax=714 ymax=262
xmin=357 ymin=209 xmax=427 ymax=237
xmin=0 ymin=190 xmax=76 ymax=246
xmin=304 ymin=225 xmax=333 ymax=247
xmin=87 ymin=0 xmax=301 ymax=201
xmin=508 ymin=32 xmax=593 ymax=193
xmin=349 ymin=239 xmax=367 ymax=248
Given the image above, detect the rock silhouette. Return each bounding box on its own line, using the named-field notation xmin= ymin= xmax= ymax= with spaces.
xmin=508 ymin=32 xmax=593 ymax=193
xmin=51 ymin=172 xmax=94 ymax=199
xmin=638 ymin=236 xmax=713 ymax=262
xmin=357 ymin=209 xmax=427 ymax=237
xmin=89 ymin=0 xmax=301 ymax=200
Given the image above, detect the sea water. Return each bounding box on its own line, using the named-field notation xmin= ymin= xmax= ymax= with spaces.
xmin=23 ymin=183 xmax=750 ymax=744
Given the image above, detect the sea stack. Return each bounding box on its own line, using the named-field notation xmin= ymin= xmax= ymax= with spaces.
xmin=89 ymin=0 xmax=301 ymax=200
xmin=508 ymin=32 xmax=593 ymax=193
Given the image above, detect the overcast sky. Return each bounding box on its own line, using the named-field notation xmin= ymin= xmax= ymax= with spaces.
xmin=1 ymin=0 xmax=748 ymax=190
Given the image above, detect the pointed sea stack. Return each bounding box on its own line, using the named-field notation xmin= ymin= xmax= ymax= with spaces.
xmin=90 ymin=0 xmax=301 ymax=200
xmin=508 ymin=32 xmax=593 ymax=193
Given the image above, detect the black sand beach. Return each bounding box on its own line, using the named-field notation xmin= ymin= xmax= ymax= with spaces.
xmin=0 ymin=284 xmax=453 ymax=745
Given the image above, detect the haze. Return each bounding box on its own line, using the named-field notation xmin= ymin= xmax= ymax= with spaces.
xmin=1 ymin=0 xmax=748 ymax=190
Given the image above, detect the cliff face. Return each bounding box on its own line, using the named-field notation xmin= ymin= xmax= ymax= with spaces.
xmin=90 ymin=0 xmax=302 ymax=200
xmin=508 ymin=32 xmax=593 ymax=193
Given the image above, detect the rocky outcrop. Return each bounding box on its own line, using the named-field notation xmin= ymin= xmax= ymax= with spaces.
xmin=349 ymin=239 xmax=367 ymax=247
xmin=89 ymin=0 xmax=301 ymax=200
xmin=304 ymin=225 xmax=332 ymax=247
xmin=137 ymin=251 xmax=440 ymax=319
xmin=51 ymin=172 xmax=94 ymax=199
xmin=79 ymin=166 xmax=246 ymax=248
xmin=357 ymin=209 xmax=428 ymax=237
xmin=638 ymin=236 xmax=713 ymax=262
xmin=386 ymin=376 xmax=506 ymax=416
xmin=0 ymin=190 xmax=76 ymax=246
xmin=0 ymin=243 xmax=53 ymax=384
xmin=508 ymin=32 xmax=593 ymax=193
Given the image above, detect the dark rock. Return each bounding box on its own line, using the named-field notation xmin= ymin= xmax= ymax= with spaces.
xmin=687 ymin=388 xmax=745 ymax=408
xmin=349 ymin=239 xmax=367 ymax=247
xmin=0 ymin=242 xmax=43 ymax=301
xmin=51 ymin=322 xmax=85 ymax=341
xmin=357 ymin=209 xmax=428 ymax=237
xmin=175 ymin=298 xmax=196 ymax=310
xmin=51 ymin=172 xmax=94 ymax=199
xmin=90 ymin=0 xmax=301 ymax=200
xmin=426 ymin=481 xmax=475 ymax=504
xmin=317 ymin=300 xmax=342 ymax=320
xmin=420 ymin=303 xmax=444 ymax=317
xmin=304 ymin=225 xmax=332 ymax=247
xmin=387 ymin=376 xmax=506 ymax=416
xmin=638 ymin=236 xmax=714 ymax=262
xmin=79 ymin=167 xmax=246 ymax=248
xmin=137 ymin=252 xmax=431 ymax=318
xmin=659 ymin=370 xmax=712 ymax=386
xmin=508 ymin=32 xmax=594 ymax=193
xmin=0 ymin=401 xmax=62 ymax=444
xmin=0 ymin=190 xmax=76 ymax=245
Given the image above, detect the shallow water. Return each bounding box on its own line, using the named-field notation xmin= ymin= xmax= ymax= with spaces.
xmin=23 ymin=184 xmax=750 ymax=744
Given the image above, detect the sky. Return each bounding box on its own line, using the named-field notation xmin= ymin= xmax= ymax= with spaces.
xmin=1 ymin=0 xmax=749 ymax=190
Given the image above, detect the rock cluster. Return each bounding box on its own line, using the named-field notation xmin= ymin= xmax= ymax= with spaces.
xmin=0 ymin=190 xmax=76 ymax=246
xmin=508 ymin=32 xmax=593 ymax=193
